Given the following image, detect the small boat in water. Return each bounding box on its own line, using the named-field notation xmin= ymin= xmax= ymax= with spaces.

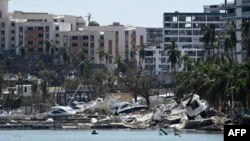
xmin=91 ymin=129 xmax=98 ymax=135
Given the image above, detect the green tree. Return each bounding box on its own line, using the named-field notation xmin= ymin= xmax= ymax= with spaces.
xmin=241 ymin=20 xmax=250 ymax=58
xmin=225 ymin=22 xmax=237 ymax=62
xmin=178 ymin=54 xmax=191 ymax=71
xmin=165 ymin=40 xmax=181 ymax=74
xmin=60 ymin=47 xmax=71 ymax=65
xmin=89 ymin=21 xmax=100 ymax=26
xmin=202 ymin=24 xmax=216 ymax=58
xmin=31 ymin=80 xmax=38 ymax=112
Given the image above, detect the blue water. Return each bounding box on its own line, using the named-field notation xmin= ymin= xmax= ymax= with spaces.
xmin=0 ymin=129 xmax=223 ymax=141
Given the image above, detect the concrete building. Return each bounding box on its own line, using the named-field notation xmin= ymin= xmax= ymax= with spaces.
xmin=204 ymin=5 xmax=220 ymax=13
xmin=220 ymin=0 xmax=250 ymax=63
xmin=142 ymin=46 xmax=203 ymax=85
xmin=60 ymin=25 xmax=147 ymax=70
xmin=11 ymin=11 xmax=86 ymax=31
xmin=81 ymin=24 xmax=147 ymax=62
xmin=0 ymin=0 xmax=10 ymax=51
xmin=15 ymin=22 xmax=71 ymax=55
xmin=0 ymin=0 xmax=86 ymax=53
xmin=146 ymin=28 xmax=163 ymax=46
xmin=163 ymin=11 xmax=224 ymax=71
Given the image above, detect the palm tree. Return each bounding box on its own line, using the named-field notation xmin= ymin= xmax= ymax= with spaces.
xmin=43 ymin=40 xmax=57 ymax=56
xmin=201 ymin=24 xmax=216 ymax=58
xmin=225 ymin=22 xmax=237 ymax=62
xmin=241 ymin=20 xmax=250 ymax=58
xmin=178 ymin=54 xmax=191 ymax=71
xmin=0 ymin=74 xmax=3 ymax=102
xmin=96 ymin=49 xmax=106 ymax=64
xmin=60 ymin=47 xmax=70 ymax=65
xmin=17 ymin=44 xmax=26 ymax=96
xmin=31 ymin=80 xmax=38 ymax=112
xmin=85 ymin=13 xmax=93 ymax=26
xmin=4 ymin=56 xmax=13 ymax=71
xmin=0 ymin=52 xmax=4 ymax=61
xmin=78 ymin=60 xmax=92 ymax=79
xmin=165 ymin=40 xmax=181 ymax=74
xmin=78 ymin=48 xmax=88 ymax=61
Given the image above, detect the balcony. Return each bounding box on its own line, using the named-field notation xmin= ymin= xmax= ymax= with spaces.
xmin=220 ymin=1 xmax=236 ymax=9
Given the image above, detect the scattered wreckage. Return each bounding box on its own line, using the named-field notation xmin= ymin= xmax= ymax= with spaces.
xmin=1 ymin=93 xmax=229 ymax=130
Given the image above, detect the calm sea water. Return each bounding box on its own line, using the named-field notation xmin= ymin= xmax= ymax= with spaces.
xmin=0 ymin=129 xmax=223 ymax=141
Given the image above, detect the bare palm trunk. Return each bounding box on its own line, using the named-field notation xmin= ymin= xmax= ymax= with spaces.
xmin=234 ymin=47 xmax=238 ymax=63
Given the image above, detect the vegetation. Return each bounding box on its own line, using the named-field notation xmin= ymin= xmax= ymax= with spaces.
xmin=176 ymin=22 xmax=250 ymax=112
xmin=88 ymin=21 xmax=100 ymax=26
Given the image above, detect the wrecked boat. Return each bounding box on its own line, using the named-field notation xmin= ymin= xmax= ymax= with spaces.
xmin=114 ymin=102 xmax=148 ymax=114
xmin=48 ymin=106 xmax=77 ymax=117
xmin=182 ymin=94 xmax=208 ymax=119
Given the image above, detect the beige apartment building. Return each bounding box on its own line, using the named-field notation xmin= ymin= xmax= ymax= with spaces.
xmin=60 ymin=25 xmax=147 ymax=70
xmin=82 ymin=25 xmax=147 ymax=62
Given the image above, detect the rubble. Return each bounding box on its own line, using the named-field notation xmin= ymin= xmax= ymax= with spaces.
xmin=0 ymin=94 xmax=234 ymax=131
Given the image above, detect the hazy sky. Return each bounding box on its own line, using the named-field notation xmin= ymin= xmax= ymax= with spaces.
xmin=9 ymin=0 xmax=225 ymax=27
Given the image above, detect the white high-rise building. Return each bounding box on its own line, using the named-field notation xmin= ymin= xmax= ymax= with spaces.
xmin=163 ymin=10 xmax=225 ymax=72
xmin=220 ymin=0 xmax=250 ymax=63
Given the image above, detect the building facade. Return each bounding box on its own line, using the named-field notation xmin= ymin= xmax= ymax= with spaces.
xmin=60 ymin=25 xmax=147 ymax=70
xmin=163 ymin=11 xmax=224 ymax=71
xmin=146 ymin=28 xmax=163 ymax=46
xmin=81 ymin=25 xmax=147 ymax=62
xmin=0 ymin=0 xmax=10 ymax=51
xmin=220 ymin=0 xmax=250 ymax=63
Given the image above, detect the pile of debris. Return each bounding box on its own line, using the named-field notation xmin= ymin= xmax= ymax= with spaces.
xmin=76 ymin=94 xmax=230 ymax=131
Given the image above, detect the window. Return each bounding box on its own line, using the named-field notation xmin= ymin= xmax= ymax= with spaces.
xmin=38 ymin=27 xmax=44 ymax=30
xmin=19 ymin=27 xmax=23 ymax=31
xmin=38 ymin=34 xmax=44 ymax=37
xmin=11 ymin=37 xmax=14 ymax=41
xmin=56 ymin=26 xmax=59 ymax=31
xmin=1 ymin=44 xmax=5 ymax=48
xmin=82 ymin=36 xmax=89 ymax=40
xmin=27 ymin=27 xmax=33 ymax=31
xmin=11 ymin=30 xmax=15 ymax=34
xmin=45 ymin=26 xmax=49 ymax=32
xmin=27 ymin=41 xmax=33 ymax=45
xmin=83 ymin=43 xmax=88 ymax=47
xmin=90 ymin=35 xmax=94 ymax=41
xmin=11 ymin=22 xmax=15 ymax=27
xmin=145 ymin=51 xmax=154 ymax=56
xmin=72 ymin=36 xmax=78 ymax=40
xmin=45 ymin=33 xmax=49 ymax=39
xmin=63 ymin=36 xmax=68 ymax=42
xmin=161 ymin=58 xmax=166 ymax=63
xmin=90 ymin=43 xmax=94 ymax=48
xmin=61 ymin=19 xmax=65 ymax=22
xmin=55 ymin=34 xmax=59 ymax=37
